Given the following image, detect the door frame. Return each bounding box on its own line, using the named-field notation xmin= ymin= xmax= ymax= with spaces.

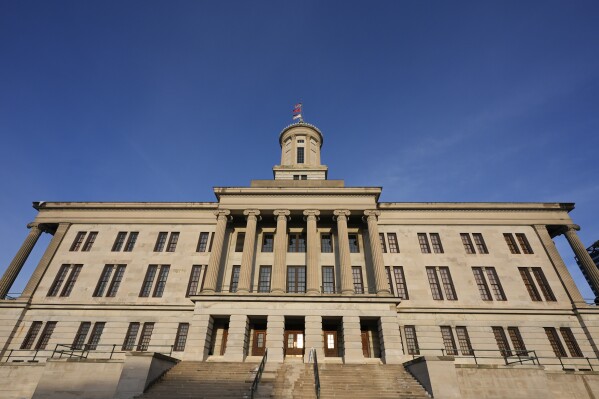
xmin=323 ymin=330 xmax=339 ymax=357
xmin=361 ymin=331 xmax=371 ymax=358
xmin=252 ymin=330 xmax=267 ymax=356
xmin=284 ymin=330 xmax=305 ymax=357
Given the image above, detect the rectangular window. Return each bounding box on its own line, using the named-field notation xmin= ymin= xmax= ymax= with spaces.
xmin=321 ymin=234 xmax=332 ymax=253
xmin=140 ymin=265 xmax=158 ymax=297
xmin=426 ymin=267 xmax=444 ymax=300
xmin=507 ymin=327 xmax=527 ymax=355
xmin=123 ymin=232 xmax=138 ymax=252
xmin=492 ymin=326 xmax=512 ymax=357
xmin=137 ymin=322 xmax=154 ymax=351
xmin=196 ymin=232 xmax=210 ymax=252
xmin=379 ymin=233 xmax=387 ymax=253
xmin=560 ymin=327 xmax=583 ymax=357
xmin=82 ymin=232 xmax=98 ymax=252
xmin=86 ymin=322 xmax=105 ymax=350
xmin=173 ymin=323 xmax=190 ymax=352
xmin=106 ymin=265 xmax=126 ymax=297
xmin=154 ymin=232 xmax=168 ymax=252
xmin=472 ymin=233 xmax=488 ymax=254
xmin=72 ymin=322 xmax=91 ymax=350
xmin=393 ymin=266 xmax=409 ymax=300
xmin=262 ymin=234 xmax=274 ymax=252
xmin=153 ymin=265 xmax=170 ymax=297
xmin=235 ymin=232 xmax=245 ymax=252
xmin=60 ymin=264 xmax=82 ymax=297
xmin=288 ymin=233 xmax=306 ymax=252
xmin=456 ymin=326 xmax=473 ymax=356
xmin=439 ymin=267 xmax=457 ymax=300
xmin=348 ymin=234 xmax=360 ymax=253
xmin=112 ymin=232 xmax=127 ymax=252
xmin=21 ymin=321 xmax=42 ymax=349
xmin=287 ymin=266 xmax=306 ymax=293
xmin=297 ymin=147 xmax=305 ymax=163
xmin=404 ymin=326 xmax=420 ymax=355
xmin=293 ymin=175 xmax=299 ymax=180
xmin=440 ymin=326 xmax=458 ymax=356
xmin=430 ymin=233 xmax=444 ymax=253
xmin=166 ymin=232 xmax=179 ymax=252
xmin=187 ymin=265 xmax=203 ymax=297
xmin=48 ymin=264 xmax=70 ymax=297
xmin=258 ymin=266 xmax=272 ymax=293
xmin=516 ymin=233 xmax=533 ymax=254
xmin=36 ymin=321 xmax=57 ymax=350
xmin=503 ymin=233 xmax=520 ymax=254
xmin=545 ymin=327 xmax=567 ymax=357
xmin=532 ymin=267 xmax=556 ymax=301
xmin=352 ymin=266 xmax=364 ymax=294
xmin=461 ymin=233 xmax=476 ymax=254
xmin=485 ymin=267 xmax=507 ymax=301
xmin=472 ymin=267 xmax=492 ymax=301
xmin=93 ymin=265 xmax=114 ymax=297
xmin=322 ymin=266 xmax=335 ymax=294
xmin=519 ymin=267 xmax=542 ymax=301
xmin=122 ymin=322 xmax=140 ymax=351
xmin=418 ymin=233 xmax=431 ymax=253
xmin=229 ymin=265 xmax=241 ymax=293
xmin=386 ymin=267 xmax=394 ymax=295
xmin=70 ymin=232 xmax=86 ymax=251
xmin=388 ymin=233 xmax=399 ymax=253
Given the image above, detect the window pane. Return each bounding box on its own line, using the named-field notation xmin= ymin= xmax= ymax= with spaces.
xmin=173 ymin=323 xmax=189 ymax=352
xmin=393 ymin=266 xmax=409 ymax=300
xmin=124 ymin=232 xmax=138 ymax=252
xmin=21 ymin=321 xmax=42 ymax=349
xmin=187 ymin=265 xmax=202 ymax=297
xmin=426 ymin=267 xmax=443 ymax=300
xmin=122 ymin=322 xmax=140 ymax=351
xmin=87 ymin=322 xmax=105 ymax=350
xmin=485 ymin=267 xmax=506 ymax=301
xmin=388 ymin=233 xmax=399 ymax=253
xmin=258 ymin=266 xmax=272 ymax=293
xmin=560 ymin=327 xmax=583 ymax=357
xmin=516 ymin=233 xmax=533 ymax=254
xmin=352 ymin=266 xmax=364 ymax=294
xmin=48 ymin=264 xmax=70 ymax=297
xmin=93 ymin=265 xmax=114 ymax=297
xmin=60 ymin=264 xmax=82 ymax=297
xmin=503 ymin=233 xmax=520 ymax=254
xmin=430 ymin=233 xmax=444 ymax=253
xmin=519 ymin=267 xmax=542 ymax=301
xmin=154 ymin=232 xmax=167 ymax=252
xmin=545 ymin=327 xmax=567 ymax=357
xmin=473 ymin=233 xmax=488 ymax=254
xmin=112 ymin=232 xmax=127 ymax=252
xmin=153 ymin=265 xmax=170 ymax=297
xmin=72 ymin=322 xmax=91 ymax=350
xmin=297 ymin=147 xmax=305 ymax=163
xmin=472 ymin=267 xmax=492 ymax=301
xmin=379 ymin=233 xmax=387 ymax=253
xmin=235 ymin=233 xmax=245 ymax=252
xmin=166 ymin=232 xmax=179 ymax=252
xmin=439 ymin=267 xmax=457 ymax=300
xmin=137 ymin=323 xmax=154 ymax=351
xmin=456 ymin=326 xmax=473 ymax=356
xmin=262 ymin=234 xmax=274 ymax=252
xmin=70 ymin=232 xmax=86 ymax=251
xmin=348 ymin=235 xmax=359 ymax=253
xmin=82 ymin=231 xmax=98 ymax=252
xmin=461 ymin=233 xmax=475 ymax=254
xmin=440 ymin=326 xmax=458 ymax=356
xmin=404 ymin=326 xmax=420 ymax=355
xmin=229 ymin=266 xmax=241 ymax=293
xmin=492 ymin=327 xmax=512 ymax=357
xmin=386 ymin=267 xmax=394 ymax=296
xmin=197 ymin=232 xmax=209 ymax=252
xmin=532 ymin=268 xmax=556 ymax=301
xmin=322 ymin=266 xmax=335 ymax=294
xmin=106 ymin=265 xmax=126 ymax=297
xmin=140 ymin=265 xmax=158 ymax=297
xmin=507 ymin=327 xmax=527 ymax=355
xmin=35 ymin=321 xmax=57 ymax=350
xmin=321 ymin=234 xmax=332 ymax=253
xmin=418 ymin=233 xmax=431 ymax=253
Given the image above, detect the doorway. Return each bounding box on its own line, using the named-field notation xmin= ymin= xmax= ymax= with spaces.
xmin=284 ymin=316 xmax=305 ymax=358
xmin=208 ymin=316 xmax=230 ymax=356
xmin=360 ymin=318 xmax=381 ymax=359
xmin=323 ymin=317 xmax=343 ymax=358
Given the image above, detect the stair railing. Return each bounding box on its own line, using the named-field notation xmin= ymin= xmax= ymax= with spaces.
xmin=250 ymin=349 xmax=267 ymax=399
xmin=312 ymin=348 xmax=320 ymax=399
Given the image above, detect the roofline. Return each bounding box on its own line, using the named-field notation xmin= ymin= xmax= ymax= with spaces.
xmin=378 ymin=202 xmax=575 ymax=212
xmin=278 ymin=122 xmax=324 ymax=146
xmin=32 ymin=201 xmax=218 ymax=211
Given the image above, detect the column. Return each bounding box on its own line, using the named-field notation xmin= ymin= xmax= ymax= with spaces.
xmin=237 ymin=209 xmax=260 ymax=294
xmin=223 ymin=314 xmax=249 ymax=361
xmin=22 ymin=223 xmax=70 ymax=298
xmin=202 ymin=210 xmax=231 ymax=294
xmin=304 ymin=210 xmax=320 ymax=295
xmin=533 ymin=225 xmax=585 ymax=305
xmin=364 ymin=210 xmax=391 ymax=296
xmin=0 ymin=223 xmax=44 ymax=298
xmin=334 ymin=210 xmax=354 ymax=295
xmin=271 ymin=210 xmax=290 ymax=294
xmin=266 ymin=314 xmax=285 ymax=363
xmin=304 ymin=315 xmax=323 ymax=362
xmin=342 ymin=315 xmax=364 ymax=364
xmin=378 ymin=316 xmax=403 ymax=364
xmin=562 ymin=224 xmax=599 ymax=301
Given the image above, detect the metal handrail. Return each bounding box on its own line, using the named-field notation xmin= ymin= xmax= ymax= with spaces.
xmin=50 ymin=343 xmax=174 ymax=361
xmin=312 ymin=348 xmax=320 ymax=399
xmin=250 ymin=349 xmax=267 ymax=399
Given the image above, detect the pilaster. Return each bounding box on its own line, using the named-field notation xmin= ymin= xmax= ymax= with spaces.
xmin=378 ymin=316 xmax=403 ymax=364
xmin=342 ymin=315 xmax=364 ymax=364
xmin=266 ymin=314 xmax=285 ymax=363
xmin=184 ymin=313 xmax=213 ymax=361
xmin=304 ymin=315 xmax=323 ymax=362
xmin=223 ymin=314 xmax=249 ymax=361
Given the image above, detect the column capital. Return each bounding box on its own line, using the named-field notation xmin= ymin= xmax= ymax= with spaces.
xmin=303 ymin=209 xmax=320 ymax=221
xmin=273 ymin=209 xmax=290 ymax=220
xmin=553 ymin=224 xmax=581 ymax=236
xmin=243 ymin=209 xmax=261 ymax=219
xmin=333 ymin=209 xmax=351 ymax=219
xmin=363 ymin=210 xmax=381 ymax=221
xmin=565 ymin=224 xmax=581 ymax=232
xmin=26 ymin=222 xmax=40 ymax=230
xmin=214 ymin=209 xmax=231 ymax=220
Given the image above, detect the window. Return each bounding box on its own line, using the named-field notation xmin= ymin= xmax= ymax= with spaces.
xmin=122 ymin=322 xmax=140 ymax=350
xmin=70 ymin=232 xmax=86 ymax=251
xmin=82 ymin=232 xmax=98 ymax=251
xmin=516 ymin=233 xmax=533 ymax=254
xmin=503 ymin=233 xmax=520 ymax=254
xmin=532 ymin=267 xmax=556 ymax=301
xmin=235 ymin=232 xmax=245 ymax=252
xmin=166 ymin=232 xmax=179 ymax=252
xmin=386 ymin=267 xmax=393 ymax=295
xmin=388 ymin=233 xmax=399 ymax=253
xmin=545 ymin=327 xmax=567 ymax=357
xmin=440 ymin=326 xmax=458 ymax=355
xmin=430 ymin=233 xmax=443 ymax=253
xmin=519 ymin=267 xmax=542 ymax=301
xmin=71 ymin=231 xmax=98 ymax=252
xmin=460 ymin=233 xmax=475 ymax=254
xmin=173 ymin=323 xmax=190 ymax=352
xmin=379 ymin=233 xmax=387 ymax=253
xmin=492 ymin=326 xmax=512 ymax=357
xmin=472 ymin=267 xmax=506 ymax=301
xmin=106 ymin=265 xmax=126 ymax=297
xmin=293 ymin=174 xmax=307 ymax=180
xmin=72 ymin=322 xmax=91 ymax=350
xmin=21 ymin=321 xmax=42 ymax=349
xmin=93 ymin=265 xmax=112 ymax=295
xmin=426 ymin=266 xmax=457 ymax=300
xmin=154 ymin=232 xmax=168 ymax=252
xmin=137 ymin=322 xmax=154 ymax=351
xmin=112 ymin=232 xmax=127 ymax=252
xmin=321 ymin=234 xmax=332 ymax=253
xmin=404 ymin=326 xmax=420 ymax=355
xmin=393 ymin=266 xmax=409 ymax=300
xmin=123 ymin=232 xmax=138 ymax=252
xmin=461 ymin=233 xmax=488 ymax=254
xmin=287 ymin=266 xmax=306 ymax=293
xmin=196 ymin=232 xmax=210 ymax=252
xmin=186 ymin=265 xmax=203 ymax=297
xmin=352 ymin=266 xmax=364 ymax=294
xmin=35 ymin=321 xmax=57 ymax=350
xmin=348 ymin=234 xmax=360 ymax=253
xmin=48 ymin=264 xmax=82 ymax=297
xmin=262 ymin=234 xmax=274 ymax=252
xmin=456 ymin=326 xmax=474 ymax=356
xmin=507 ymin=327 xmax=527 ymax=355
xmin=229 ymin=265 xmax=241 ymax=293
xmin=504 ymin=233 xmax=533 ymax=254
xmin=418 ymin=233 xmax=443 ymax=253
xmin=258 ymin=266 xmax=272 ymax=293
xmin=322 ymin=266 xmax=335 ymax=294
xmin=297 ymin=147 xmax=305 ymax=163
xmin=288 ymin=233 xmax=306 ymax=252
xmin=139 ymin=265 xmax=170 ymax=297
xmin=561 ymin=327 xmax=583 ymax=357
xmin=519 ymin=267 xmax=555 ymax=301
xmin=418 ymin=233 xmax=431 ymax=253
xmin=472 ymin=233 xmax=488 ymax=254
xmin=87 ymin=322 xmax=105 ymax=350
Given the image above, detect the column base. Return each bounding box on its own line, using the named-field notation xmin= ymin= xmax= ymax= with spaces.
xmin=376 ymin=289 xmax=392 ymax=297
xmin=306 ymin=289 xmax=320 ymax=296
xmin=271 ymin=288 xmax=285 ymax=295
xmin=341 ymin=289 xmax=355 ymax=296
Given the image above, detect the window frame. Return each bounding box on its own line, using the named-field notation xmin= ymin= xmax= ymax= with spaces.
xmin=351 ymin=266 xmax=364 ymax=294
xmin=257 ymin=266 xmax=272 ymax=293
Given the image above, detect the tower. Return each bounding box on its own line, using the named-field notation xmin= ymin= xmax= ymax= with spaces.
xmin=273 ymin=122 xmax=328 ymax=180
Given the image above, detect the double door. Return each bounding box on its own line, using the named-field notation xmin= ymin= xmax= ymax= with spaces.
xmin=284 ymin=330 xmax=304 ymax=356
xmin=252 ymin=330 xmax=266 ymax=356
xmin=324 ymin=331 xmax=339 ymax=357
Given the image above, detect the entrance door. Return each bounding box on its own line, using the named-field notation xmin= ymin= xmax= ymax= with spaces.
xmin=284 ymin=330 xmax=305 ymax=357
xmin=324 ymin=331 xmax=338 ymax=357
xmin=220 ymin=329 xmax=228 ymax=355
xmin=252 ymin=330 xmax=267 ymax=356
xmin=361 ymin=331 xmax=371 ymax=358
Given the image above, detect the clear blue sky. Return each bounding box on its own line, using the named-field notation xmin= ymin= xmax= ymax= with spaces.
xmin=1 ymin=1 xmax=598 ymax=299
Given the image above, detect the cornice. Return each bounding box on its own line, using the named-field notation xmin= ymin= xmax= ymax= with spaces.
xmin=278 ymin=121 xmax=324 ymax=146
xmin=33 ymin=202 xmax=218 ymax=211
xmin=378 ymin=202 xmax=574 ymax=213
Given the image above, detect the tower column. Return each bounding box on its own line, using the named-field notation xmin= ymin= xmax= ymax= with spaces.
xmin=334 ymin=210 xmax=354 ymax=295
xmin=202 ymin=210 xmax=231 ymax=293
xmin=304 ymin=210 xmax=320 ymax=295
xmin=364 ymin=210 xmax=391 ymax=296
xmin=271 ymin=210 xmax=290 ymax=294
xmin=0 ymin=223 xmax=44 ymax=298
xmin=237 ymin=210 xmax=260 ymax=294
xmin=562 ymin=224 xmax=599 ymax=302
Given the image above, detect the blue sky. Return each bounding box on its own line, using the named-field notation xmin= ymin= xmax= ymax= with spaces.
xmin=1 ymin=1 xmax=598 ymax=298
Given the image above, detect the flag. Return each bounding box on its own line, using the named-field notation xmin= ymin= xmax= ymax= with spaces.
xmin=293 ymin=113 xmax=302 ymax=120
xmin=293 ymin=103 xmax=302 ymax=114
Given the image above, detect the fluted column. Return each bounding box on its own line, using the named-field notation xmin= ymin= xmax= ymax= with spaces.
xmin=364 ymin=210 xmax=391 ymax=296
xmin=562 ymin=224 xmax=599 ymax=301
xmin=0 ymin=223 xmax=44 ymax=298
xmin=272 ymin=210 xmax=290 ymax=294
xmin=334 ymin=210 xmax=354 ymax=295
xmin=237 ymin=210 xmax=260 ymax=294
xmin=304 ymin=210 xmax=320 ymax=295
xmin=202 ymin=210 xmax=231 ymax=293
